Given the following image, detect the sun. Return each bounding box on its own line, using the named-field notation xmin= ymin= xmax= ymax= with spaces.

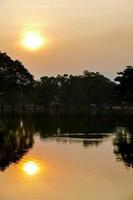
xmin=22 ymin=31 xmax=45 ymax=50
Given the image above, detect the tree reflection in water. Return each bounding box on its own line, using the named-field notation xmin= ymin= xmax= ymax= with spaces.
xmin=51 ymin=133 xmax=111 ymax=148
xmin=0 ymin=116 xmax=115 ymax=171
xmin=114 ymin=127 xmax=133 ymax=168
xmin=37 ymin=116 xmax=115 ymax=149
xmin=0 ymin=117 xmax=34 ymax=171
xmin=0 ymin=115 xmax=133 ymax=170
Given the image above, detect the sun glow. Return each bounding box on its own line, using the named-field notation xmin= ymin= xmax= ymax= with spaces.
xmin=21 ymin=31 xmax=45 ymax=50
xmin=22 ymin=161 xmax=40 ymax=176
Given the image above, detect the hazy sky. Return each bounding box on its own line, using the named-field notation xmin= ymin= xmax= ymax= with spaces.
xmin=0 ymin=0 xmax=133 ymax=79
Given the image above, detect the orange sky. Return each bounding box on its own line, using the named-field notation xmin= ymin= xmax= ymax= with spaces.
xmin=0 ymin=0 xmax=133 ymax=79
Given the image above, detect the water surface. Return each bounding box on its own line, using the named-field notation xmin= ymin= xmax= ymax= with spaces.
xmin=0 ymin=115 xmax=133 ymax=200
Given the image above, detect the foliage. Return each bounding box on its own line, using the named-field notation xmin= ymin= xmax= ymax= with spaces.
xmin=36 ymin=71 xmax=116 ymax=106
xmin=1 ymin=52 xmax=133 ymax=106
xmin=35 ymin=76 xmax=59 ymax=105
xmin=115 ymin=66 xmax=133 ymax=103
xmin=0 ymin=52 xmax=35 ymax=104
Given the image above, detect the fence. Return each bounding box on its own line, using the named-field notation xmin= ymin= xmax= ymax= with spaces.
xmin=0 ymin=104 xmax=133 ymax=115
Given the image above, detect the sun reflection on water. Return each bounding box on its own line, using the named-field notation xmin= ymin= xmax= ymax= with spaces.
xmin=23 ymin=161 xmax=40 ymax=176
xmin=19 ymin=159 xmax=42 ymax=176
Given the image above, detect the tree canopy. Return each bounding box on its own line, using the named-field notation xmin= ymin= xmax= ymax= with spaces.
xmin=36 ymin=71 xmax=116 ymax=106
xmin=1 ymin=52 xmax=133 ymax=106
xmin=115 ymin=66 xmax=133 ymax=103
xmin=0 ymin=52 xmax=35 ymax=104
xmin=0 ymin=52 xmax=34 ymax=93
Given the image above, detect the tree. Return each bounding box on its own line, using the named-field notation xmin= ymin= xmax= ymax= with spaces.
xmin=36 ymin=70 xmax=116 ymax=106
xmin=0 ymin=52 xmax=35 ymax=104
xmin=82 ymin=71 xmax=116 ymax=105
xmin=36 ymin=76 xmax=59 ymax=105
xmin=115 ymin=66 xmax=133 ymax=103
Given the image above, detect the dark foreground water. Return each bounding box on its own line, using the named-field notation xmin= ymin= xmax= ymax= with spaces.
xmin=0 ymin=115 xmax=133 ymax=200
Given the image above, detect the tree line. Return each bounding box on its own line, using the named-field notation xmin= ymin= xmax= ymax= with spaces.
xmin=0 ymin=52 xmax=132 ymax=106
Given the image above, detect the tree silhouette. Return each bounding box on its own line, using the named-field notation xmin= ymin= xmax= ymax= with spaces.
xmin=115 ymin=66 xmax=133 ymax=103
xmin=0 ymin=52 xmax=35 ymax=104
xmin=36 ymin=71 xmax=116 ymax=106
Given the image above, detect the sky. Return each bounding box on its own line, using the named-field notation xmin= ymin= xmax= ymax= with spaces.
xmin=0 ymin=0 xmax=133 ymax=79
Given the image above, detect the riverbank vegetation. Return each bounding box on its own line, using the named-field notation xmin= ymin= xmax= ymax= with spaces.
xmin=0 ymin=52 xmax=133 ymax=106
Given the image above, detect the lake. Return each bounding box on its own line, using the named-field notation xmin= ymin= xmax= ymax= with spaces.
xmin=0 ymin=115 xmax=133 ymax=200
